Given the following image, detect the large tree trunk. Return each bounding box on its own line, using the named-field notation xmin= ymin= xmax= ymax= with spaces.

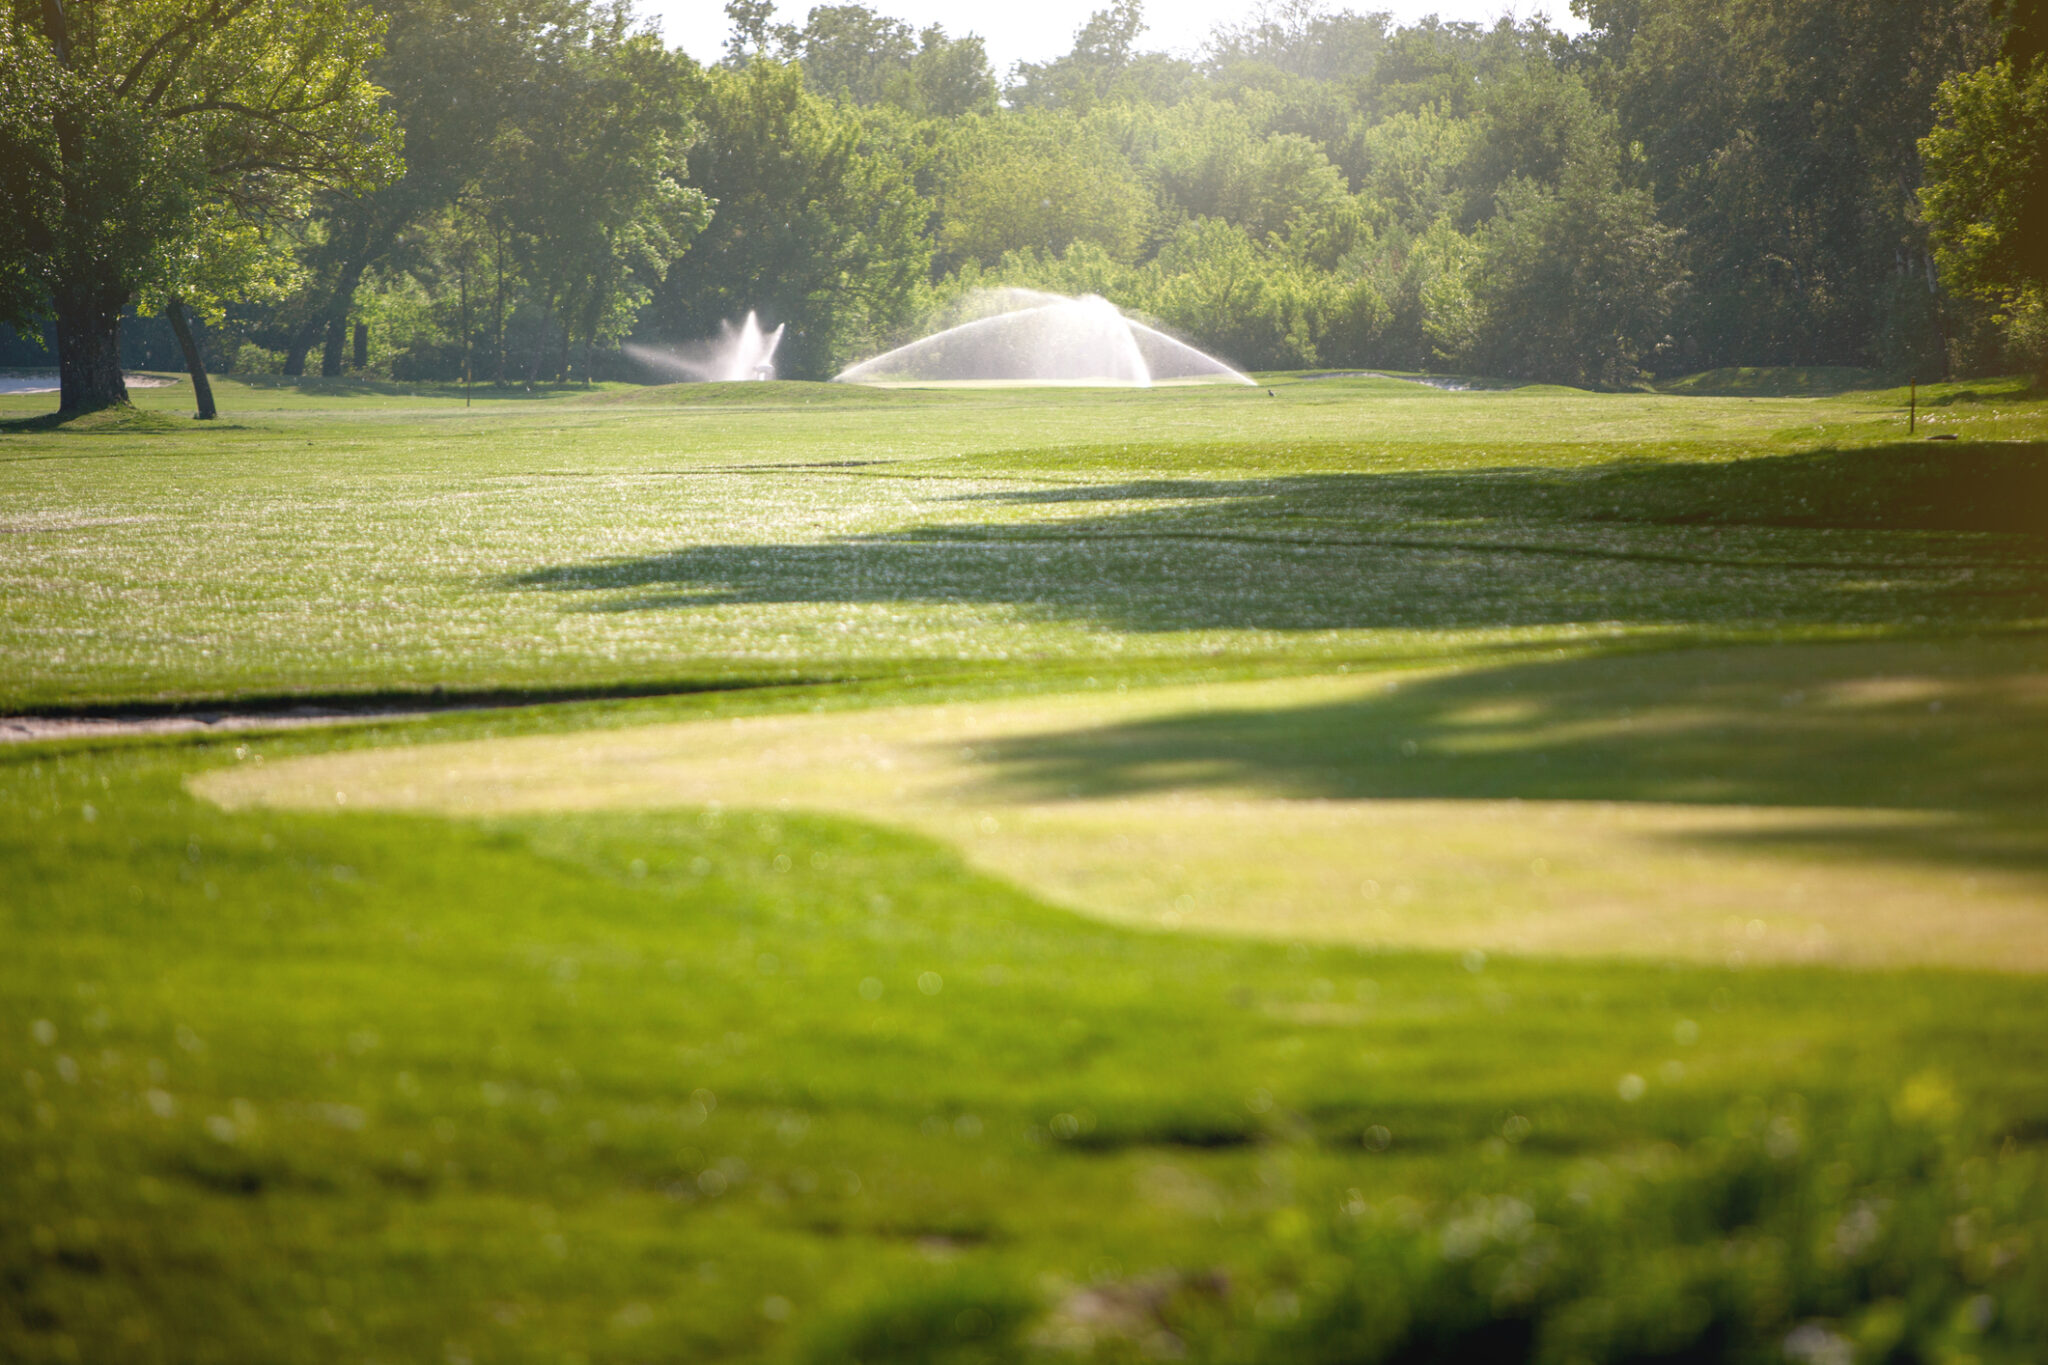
xmin=283 ymin=336 xmax=312 ymax=376
xmin=353 ymin=322 xmax=368 ymax=370
xmin=165 ymin=295 xmax=217 ymax=420
xmin=320 ymin=314 xmax=348 ymax=376
xmin=53 ymin=284 xmax=129 ymax=415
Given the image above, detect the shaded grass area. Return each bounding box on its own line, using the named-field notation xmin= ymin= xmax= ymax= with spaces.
xmin=966 ymin=636 xmax=2047 ymax=816
xmin=956 ymin=634 xmax=2048 ymax=890
xmin=4 ymin=736 xmax=2046 ymax=1361
xmin=0 ymin=406 xmax=187 ymax=435
xmin=1659 ymin=367 xmax=1889 ymax=397
xmin=512 ymin=442 xmax=2048 ymax=636
xmin=5 ymin=675 xmax=800 ymax=723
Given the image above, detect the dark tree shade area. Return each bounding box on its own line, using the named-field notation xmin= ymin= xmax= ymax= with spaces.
xmin=5 ymin=0 xmax=2043 ymax=403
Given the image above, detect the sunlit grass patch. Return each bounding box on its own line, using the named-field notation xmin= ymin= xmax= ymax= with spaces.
xmin=196 ymin=635 xmax=2048 ymax=972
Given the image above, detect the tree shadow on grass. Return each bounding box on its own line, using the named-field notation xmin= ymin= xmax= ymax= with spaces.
xmin=500 ymin=442 xmax=2048 ymax=877
xmin=1657 ymin=366 xmax=1887 ymax=397
xmin=957 ymin=636 xmax=2048 ymax=875
xmin=505 ymin=443 xmax=2048 ymax=636
xmin=226 ymin=375 xmax=586 ymax=401
xmin=0 ymin=407 xmax=186 ymax=434
xmin=943 ymin=441 xmax=2048 ymax=535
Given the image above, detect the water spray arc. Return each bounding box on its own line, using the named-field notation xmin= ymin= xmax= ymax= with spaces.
xmin=625 ymin=311 xmax=785 ymax=383
xmin=835 ymin=291 xmax=1254 ymax=388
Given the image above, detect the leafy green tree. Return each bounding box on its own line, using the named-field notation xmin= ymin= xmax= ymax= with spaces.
xmin=486 ymin=12 xmax=708 ymax=382
xmin=1355 ymin=107 xmax=1478 ymax=233
xmin=935 ymin=110 xmax=1153 ymax=271
xmin=783 ymin=6 xmax=995 ymax=116
xmin=1411 ymin=215 xmax=1483 ymax=368
xmin=1471 ymin=163 xmax=1684 ymax=386
xmin=1142 ymin=217 xmax=1326 ymax=369
xmin=785 ymin=4 xmax=916 ymax=103
xmin=1366 ymin=19 xmax=1493 ymax=119
xmin=1459 ymin=66 xmax=1617 ymax=223
xmin=268 ymin=0 xmax=591 ymax=376
xmin=1207 ymin=1 xmax=1394 ymax=84
xmin=1008 ymin=1 xmax=1147 ymax=111
xmin=1119 ymin=98 xmax=1365 ymax=264
xmin=940 ymin=240 xmax=1140 ymax=306
xmin=646 ymin=59 xmax=928 ymax=377
xmin=1919 ymin=58 xmax=2048 ymax=380
xmin=146 ymin=205 xmax=305 ymax=417
xmin=0 ymin=0 xmax=399 ymax=413
xmin=902 ymin=25 xmax=997 ymax=118
xmin=1354 ymin=215 xmax=1482 ymax=371
xmin=1589 ymin=0 xmax=1996 ymax=372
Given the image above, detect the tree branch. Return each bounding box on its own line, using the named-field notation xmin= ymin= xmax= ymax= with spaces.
xmin=118 ymin=0 xmax=259 ymax=103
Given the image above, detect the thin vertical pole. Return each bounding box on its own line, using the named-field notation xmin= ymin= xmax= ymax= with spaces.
xmin=461 ymin=252 xmax=472 ymax=408
xmin=1908 ymin=379 xmax=1916 ymax=434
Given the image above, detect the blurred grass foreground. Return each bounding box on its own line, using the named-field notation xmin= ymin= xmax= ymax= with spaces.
xmin=2 ymin=372 xmax=2046 ymax=1363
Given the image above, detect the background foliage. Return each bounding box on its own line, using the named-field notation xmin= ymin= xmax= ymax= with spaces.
xmin=3 ymin=0 xmax=2042 ymax=386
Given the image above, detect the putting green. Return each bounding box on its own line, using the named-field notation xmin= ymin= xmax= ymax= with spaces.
xmin=195 ymin=636 xmax=2048 ymax=972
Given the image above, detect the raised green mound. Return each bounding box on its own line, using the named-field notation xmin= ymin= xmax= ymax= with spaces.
xmin=0 ymin=404 xmax=187 ymax=434
xmin=1660 ymin=365 xmax=1885 ymax=397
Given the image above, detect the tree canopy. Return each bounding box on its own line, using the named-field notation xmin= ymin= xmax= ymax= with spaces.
xmin=1921 ymin=58 xmax=2048 ymax=379
xmin=0 ymin=0 xmax=401 ymax=411
xmin=12 ymin=0 xmax=2043 ymax=393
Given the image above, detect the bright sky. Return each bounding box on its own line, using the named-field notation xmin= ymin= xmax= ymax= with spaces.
xmin=638 ymin=1 xmax=1588 ymax=73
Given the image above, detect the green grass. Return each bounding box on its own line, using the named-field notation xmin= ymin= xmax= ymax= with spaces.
xmin=3 ymin=371 xmax=2046 ymax=1362
xmin=194 ymin=636 xmax=2048 ymax=972
xmin=1657 ymin=366 xmax=1890 ymax=397
xmin=9 ymin=739 xmax=2048 ymax=1362
xmin=3 ymin=372 xmax=2044 ymax=712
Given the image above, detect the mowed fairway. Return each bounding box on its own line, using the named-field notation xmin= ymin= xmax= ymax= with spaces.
xmin=4 ymin=372 xmax=2045 ymax=710
xmin=6 ymin=374 xmax=2048 ymax=1363
xmin=200 ymin=636 xmax=2048 ymax=971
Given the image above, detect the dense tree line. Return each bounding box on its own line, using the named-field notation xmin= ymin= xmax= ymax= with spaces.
xmin=4 ymin=0 xmax=2044 ymax=407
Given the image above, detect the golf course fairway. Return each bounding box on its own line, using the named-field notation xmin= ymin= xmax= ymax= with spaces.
xmin=5 ymin=372 xmax=2047 ymax=1363
xmin=197 ymin=636 xmax=2048 ymax=971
